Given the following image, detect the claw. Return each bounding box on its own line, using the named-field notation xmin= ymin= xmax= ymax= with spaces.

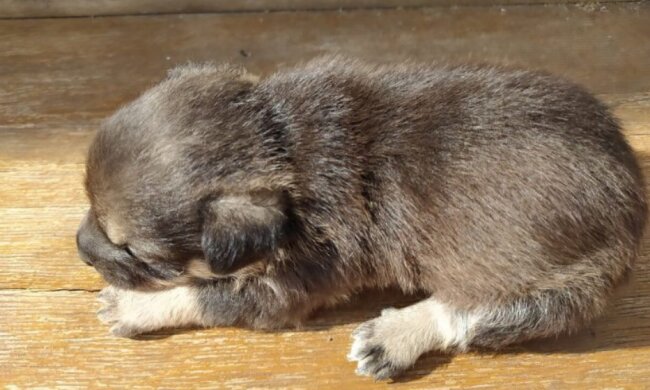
xmin=110 ymin=324 xmax=139 ymax=338
xmin=348 ymin=317 xmax=405 ymax=380
xmin=97 ymin=287 xmax=115 ymax=303
xmin=96 ymin=308 xmax=117 ymax=324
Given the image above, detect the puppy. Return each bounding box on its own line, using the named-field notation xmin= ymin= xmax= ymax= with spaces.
xmin=77 ymin=57 xmax=647 ymax=379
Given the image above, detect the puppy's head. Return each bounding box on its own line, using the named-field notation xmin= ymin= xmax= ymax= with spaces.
xmin=76 ymin=63 xmax=291 ymax=290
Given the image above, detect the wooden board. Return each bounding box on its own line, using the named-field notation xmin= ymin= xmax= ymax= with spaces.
xmin=0 ymin=0 xmax=633 ymax=19
xmin=2 ymin=288 xmax=650 ymax=388
xmin=2 ymin=2 xmax=650 ymax=388
xmin=1 ymin=3 xmax=649 ymax=128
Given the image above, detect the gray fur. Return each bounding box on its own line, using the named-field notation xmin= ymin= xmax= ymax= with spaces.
xmin=77 ymin=57 xmax=647 ymax=379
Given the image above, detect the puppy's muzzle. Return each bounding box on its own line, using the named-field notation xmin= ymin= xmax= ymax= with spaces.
xmin=76 ymin=211 xmax=184 ymax=289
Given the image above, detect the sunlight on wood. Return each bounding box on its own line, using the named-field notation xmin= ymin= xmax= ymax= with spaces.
xmin=1 ymin=2 xmax=649 ymax=388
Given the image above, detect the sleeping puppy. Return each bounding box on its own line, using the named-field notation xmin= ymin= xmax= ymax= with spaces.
xmin=77 ymin=57 xmax=647 ymax=379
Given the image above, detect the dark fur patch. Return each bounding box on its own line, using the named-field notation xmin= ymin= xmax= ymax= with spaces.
xmin=200 ymin=193 xmax=287 ymax=274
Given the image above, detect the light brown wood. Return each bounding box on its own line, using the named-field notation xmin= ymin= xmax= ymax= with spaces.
xmin=1 ymin=3 xmax=649 ymax=129
xmin=2 ymin=286 xmax=650 ymax=388
xmin=0 ymin=0 xmax=633 ymax=19
xmin=2 ymin=3 xmax=650 ymax=387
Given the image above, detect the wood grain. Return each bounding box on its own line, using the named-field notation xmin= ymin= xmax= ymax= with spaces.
xmin=2 ymin=3 xmax=650 ymax=388
xmin=0 ymin=3 xmax=649 ymax=128
xmin=2 ymin=287 xmax=650 ymax=388
xmin=0 ymin=0 xmax=632 ymax=18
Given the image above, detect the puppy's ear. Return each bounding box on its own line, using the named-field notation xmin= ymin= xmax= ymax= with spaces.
xmin=200 ymin=191 xmax=287 ymax=274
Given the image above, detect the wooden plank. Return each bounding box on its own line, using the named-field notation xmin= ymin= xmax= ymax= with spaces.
xmin=0 ymin=0 xmax=634 ymax=19
xmin=0 ymin=206 xmax=103 ymax=290
xmin=0 ymin=3 xmax=649 ymax=128
xmin=0 ymin=94 xmax=645 ymax=166
xmin=0 ymin=94 xmax=647 ymax=209
xmin=1 ymin=107 xmax=649 ymax=291
xmin=1 ymin=287 xmax=650 ymax=388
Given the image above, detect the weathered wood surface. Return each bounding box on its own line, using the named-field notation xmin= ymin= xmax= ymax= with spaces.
xmin=0 ymin=0 xmax=633 ymax=19
xmin=2 ymin=288 xmax=650 ymax=389
xmin=2 ymin=3 xmax=650 ymax=388
xmin=1 ymin=3 xmax=649 ymax=128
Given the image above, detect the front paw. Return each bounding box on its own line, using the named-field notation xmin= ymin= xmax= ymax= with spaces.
xmin=97 ymin=285 xmax=204 ymax=338
xmin=97 ymin=286 xmax=147 ymax=338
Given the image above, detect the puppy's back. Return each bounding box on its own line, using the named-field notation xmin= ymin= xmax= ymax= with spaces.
xmin=258 ymin=57 xmax=646 ymax=305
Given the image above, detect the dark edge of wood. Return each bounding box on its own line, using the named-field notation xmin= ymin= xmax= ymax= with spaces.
xmin=0 ymin=0 xmax=638 ymax=20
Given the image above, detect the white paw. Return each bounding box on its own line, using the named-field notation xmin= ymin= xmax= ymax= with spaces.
xmin=97 ymin=286 xmax=145 ymax=337
xmin=348 ymin=299 xmax=476 ymax=379
xmin=97 ymin=285 xmax=203 ymax=338
xmin=347 ymin=308 xmax=413 ymax=380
